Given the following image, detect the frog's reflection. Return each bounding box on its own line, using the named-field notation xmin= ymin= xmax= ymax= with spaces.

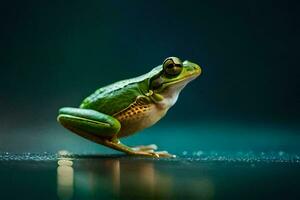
xmin=57 ymin=158 xmax=74 ymax=200
xmin=57 ymin=154 xmax=214 ymax=199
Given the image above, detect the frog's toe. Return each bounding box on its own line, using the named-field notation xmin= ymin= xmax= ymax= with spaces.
xmin=128 ymin=150 xmax=175 ymax=158
xmin=131 ymin=144 xmax=158 ymax=151
xmin=141 ymin=151 xmax=175 ymax=158
xmin=153 ymin=151 xmax=176 ymax=158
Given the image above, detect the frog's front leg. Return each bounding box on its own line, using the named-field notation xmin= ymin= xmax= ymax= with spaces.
xmin=57 ymin=107 xmax=174 ymax=158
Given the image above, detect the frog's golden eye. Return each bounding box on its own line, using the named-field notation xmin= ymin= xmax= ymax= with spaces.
xmin=163 ymin=57 xmax=183 ymax=76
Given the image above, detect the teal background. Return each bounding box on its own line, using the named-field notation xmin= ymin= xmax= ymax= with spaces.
xmin=0 ymin=0 xmax=299 ymax=153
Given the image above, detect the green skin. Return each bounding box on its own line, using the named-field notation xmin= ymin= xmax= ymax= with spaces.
xmin=57 ymin=57 xmax=201 ymax=158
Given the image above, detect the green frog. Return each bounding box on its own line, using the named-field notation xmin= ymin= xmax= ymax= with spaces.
xmin=57 ymin=57 xmax=201 ymax=158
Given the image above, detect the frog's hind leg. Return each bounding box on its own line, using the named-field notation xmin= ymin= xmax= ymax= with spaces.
xmin=58 ymin=107 xmax=174 ymax=158
xmin=57 ymin=107 xmax=121 ymax=141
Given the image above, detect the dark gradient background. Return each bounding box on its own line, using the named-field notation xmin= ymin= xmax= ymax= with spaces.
xmin=0 ymin=0 xmax=299 ymax=154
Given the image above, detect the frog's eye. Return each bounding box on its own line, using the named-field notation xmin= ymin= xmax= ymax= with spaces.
xmin=163 ymin=57 xmax=183 ymax=76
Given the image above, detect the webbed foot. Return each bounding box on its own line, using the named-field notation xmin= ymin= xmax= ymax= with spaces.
xmin=131 ymin=144 xmax=158 ymax=151
xmin=130 ymin=144 xmax=175 ymax=158
xmin=130 ymin=150 xmax=176 ymax=158
xmin=96 ymin=139 xmax=176 ymax=158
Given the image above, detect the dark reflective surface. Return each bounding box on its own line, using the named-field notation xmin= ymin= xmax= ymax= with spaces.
xmin=1 ymin=153 xmax=300 ymax=200
xmin=1 ymin=1 xmax=299 ymax=199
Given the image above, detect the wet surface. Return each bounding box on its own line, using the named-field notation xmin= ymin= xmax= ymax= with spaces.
xmin=1 ymin=121 xmax=299 ymax=199
xmin=1 ymin=152 xmax=300 ymax=200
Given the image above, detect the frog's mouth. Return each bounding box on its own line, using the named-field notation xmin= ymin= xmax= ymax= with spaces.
xmin=154 ymin=69 xmax=201 ymax=94
xmin=162 ymin=68 xmax=201 ymax=87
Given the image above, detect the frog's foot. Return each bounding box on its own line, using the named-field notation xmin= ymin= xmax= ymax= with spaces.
xmin=130 ymin=144 xmax=175 ymax=158
xmin=151 ymin=151 xmax=176 ymax=158
xmin=130 ymin=150 xmax=176 ymax=158
xmin=102 ymin=140 xmax=175 ymax=158
xmin=131 ymin=144 xmax=158 ymax=152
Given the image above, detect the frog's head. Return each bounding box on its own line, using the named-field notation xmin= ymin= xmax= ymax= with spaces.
xmin=149 ymin=57 xmax=201 ymax=106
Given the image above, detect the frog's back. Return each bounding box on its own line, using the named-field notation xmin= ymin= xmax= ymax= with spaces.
xmin=80 ymin=82 xmax=140 ymax=115
xmin=80 ymin=66 xmax=162 ymax=115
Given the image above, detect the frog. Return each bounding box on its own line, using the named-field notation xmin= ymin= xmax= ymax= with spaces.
xmin=57 ymin=57 xmax=201 ymax=158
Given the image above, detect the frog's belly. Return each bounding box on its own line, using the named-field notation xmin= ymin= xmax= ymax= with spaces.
xmin=114 ymin=104 xmax=167 ymax=138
